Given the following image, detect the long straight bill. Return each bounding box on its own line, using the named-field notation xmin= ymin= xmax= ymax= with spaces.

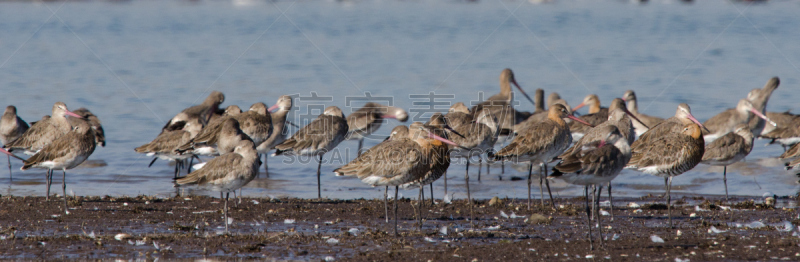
xmin=749 ymin=108 xmax=778 ymax=127
xmin=567 ymin=115 xmax=593 ymax=127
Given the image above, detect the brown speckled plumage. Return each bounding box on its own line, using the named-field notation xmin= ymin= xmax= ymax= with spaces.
xmin=627 ymin=123 xmax=704 ymax=177
xmin=779 ymin=142 xmax=800 ymax=169
xmin=701 ymin=124 xmax=754 ymax=199
xmin=70 ymin=108 xmax=105 ymax=147
xmin=174 ymin=139 xmax=260 ymax=233
xmin=335 ymin=124 xmax=444 ymax=187
xmin=175 ymin=139 xmax=260 ymax=192
xmin=551 ymin=126 xmax=631 ymax=185
xmin=628 ymin=103 xmax=703 ymax=148
xmin=402 ymin=118 xmax=454 ymax=189
xmin=136 ymin=118 xmax=203 ymax=158
xmin=561 ymin=108 xmax=635 ymax=159
xmin=760 ymin=111 xmax=800 ymax=148
xmin=496 ymin=104 xmax=589 ymax=209
xmin=702 ymin=124 xmax=753 ymax=165
xmin=1 ymin=106 xmax=29 ymax=147
xmin=274 ymin=106 xmax=348 ymax=157
xmin=257 ymin=95 xmax=294 ymax=153
xmin=233 ymin=103 xmax=272 ymax=146
xmin=21 ymin=120 xmax=97 ymax=213
xmin=626 ymin=119 xmax=705 ymax=228
xmin=4 ymin=102 xmax=81 ymax=155
xmin=22 ymin=121 xmax=97 ymax=171
xmin=175 ymin=105 xmax=242 ymax=154
xmin=162 ymin=91 xmax=224 ymax=132
xmin=494 ymin=104 xmax=575 ymax=163
xmin=275 ymin=106 xmax=348 ymax=199
xmin=335 ymin=122 xmax=453 ymax=235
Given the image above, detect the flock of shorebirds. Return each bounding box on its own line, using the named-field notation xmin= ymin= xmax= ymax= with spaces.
xmin=1 ymin=69 xmax=799 ymax=246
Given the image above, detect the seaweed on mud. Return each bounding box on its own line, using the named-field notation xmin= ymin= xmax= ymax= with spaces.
xmin=171 ymin=223 xmax=195 ymax=232
xmin=238 ymin=242 xmax=266 ymax=252
xmin=644 ymin=203 xmax=668 ymax=210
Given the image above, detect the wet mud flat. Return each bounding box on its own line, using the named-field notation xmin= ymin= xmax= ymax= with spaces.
xmin=0 ymin=194 xmax=799 ymax=261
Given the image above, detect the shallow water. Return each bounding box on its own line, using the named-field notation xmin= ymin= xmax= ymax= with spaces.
xmin=0 ymin=0 xmax=799 ymax=200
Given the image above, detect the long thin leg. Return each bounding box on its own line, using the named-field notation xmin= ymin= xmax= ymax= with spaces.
xmin=590 ymin=185 xmax=596 ymax=221
xmin=527 ymin=162 xmax=533 ymax=210
xmin=174 ymin=161 xmax=180 ymax=178
xmin=543 ymin=163 xmax=555 ymax=209
xmin=49 ymin=169 xmax=54 ymax=195
xmin=477 ymin=158 xmax=482 ymax=182
xmin=418 ymin=185 xmax=423 ymax=230
xmin=539 ymin=165 xmax=545 ymax=208
xmin=317 ymin=154 xmax=323 ymax=199
xmin=608 ymin=182 xmax=614 ymax=221
xmin=420 ymin=183 xmax=425 ymax=206
xmin=485 ymin=158 xmax=490 ymax=177
xmin=394 ymin=186 xmax=399 ymax=237
xmin=501 ymin=160 xmax=505 ymax=174
xmin=429 ymin=183 xmax=434 ymax=206
xmin=585 ymin=186 xmax=594 ymax=250
xmin=663 ymin=177 xmax=668 ymax=198
xmin=188 ymin=156 xmax=195 ymax=174
xmin=62 ymin=169 xmax=68 ymax=214
xmin=357 ymin=139 xmax=364 ymax=157
xmin=466 ymin=163 xmax=473 ymax=228
xmin=224 ymin=192 xmax=229 ymax=233
xmin=384 ymin=186 xmax=389 ymax=223
xmin=45 ymin=169 xmax=52 ymax=201
xmin=7 ymin=155 xmax=11 ymax=181
xmin=596 ymin=185 xmax=605 ymax=248
xmin=264 ymin=154 xmax=269 ymax=177
xmin=723 ymin=166 xmax=729 ymax=201
xmin=667 ymin=176 xmax=673 ymax=229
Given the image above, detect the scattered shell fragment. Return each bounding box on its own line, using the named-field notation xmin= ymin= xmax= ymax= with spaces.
xmin=650 ymin=235 xmax=664 ymax=243
xmin=708 ymin=226 xmax=727 ymax=234
xmin=114 ymin=233 xmax=132 ymax=241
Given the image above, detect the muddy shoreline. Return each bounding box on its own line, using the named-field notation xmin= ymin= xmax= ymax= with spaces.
xmin=0 ymin=194 xmax=798 ymax=260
